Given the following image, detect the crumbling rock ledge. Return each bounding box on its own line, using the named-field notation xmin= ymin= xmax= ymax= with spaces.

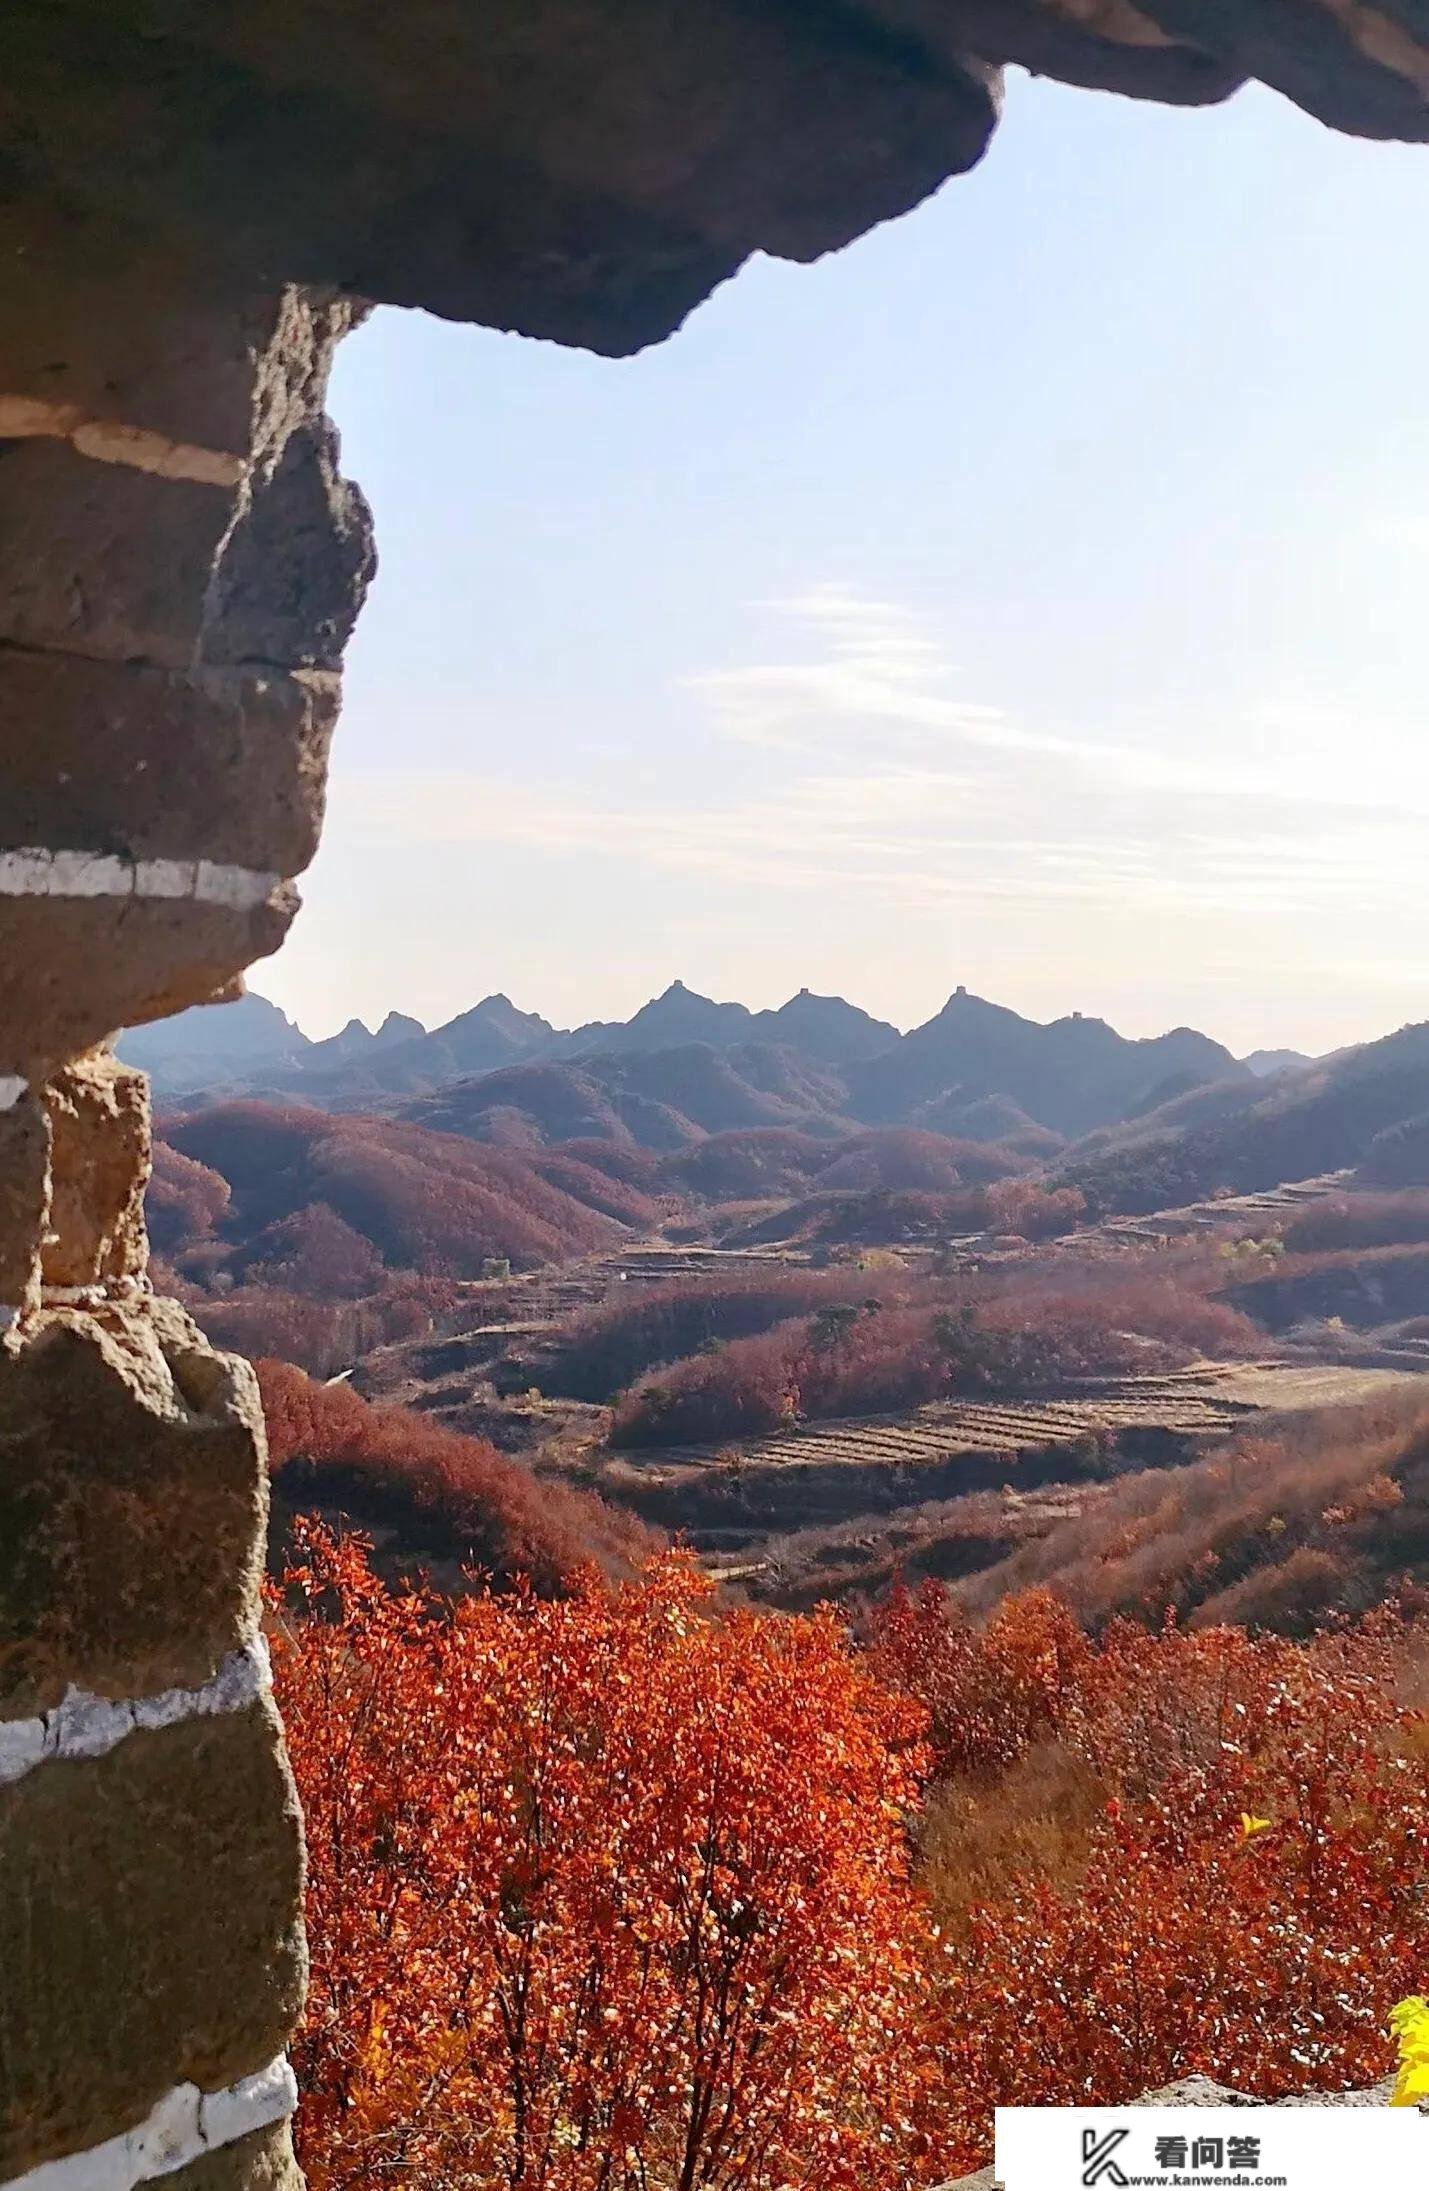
xmin=3 ymin=2 xmax=1429 ymax=359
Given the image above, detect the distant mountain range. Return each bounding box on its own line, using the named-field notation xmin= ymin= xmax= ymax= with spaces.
xmin=119 ymin=979 xmax=1292 ymax=1150
xmin=123 ymin=981 xmax=900 ymax=1094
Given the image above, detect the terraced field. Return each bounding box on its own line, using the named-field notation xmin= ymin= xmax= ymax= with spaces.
xmin=1090 ymin=1172 xmax=1354 ymax=1246
xmin=353 ymin=1238 xmax=809 ymax=1424
xmin=597 ymin=1360 xmax=1428 ymax=1550
xmin=348 ymin=1216 xmax=1429 ymax=1609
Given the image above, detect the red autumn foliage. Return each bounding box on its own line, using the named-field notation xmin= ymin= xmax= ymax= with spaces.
xmin=615 ymin=1304 xmax=990 ymax=1447
xmin=728 ymin=1176 xmax=1086 ymax=1251
xmin=161 ymin=1100 xmax=658 ymax=1273
xmin=274 ymin=1537 xmax=1429 ymax=2188
xmin=151 ymin=1096 xmax=685 ymax=1375
xmin=659 ymin=1128 xmax=833 ymax=1201
xmin=238 ymin=1203 xmax=389 ymax=1298
xmin=985 ymin=1177 xmax=1087 ymax=1240
xmin=957 ymin=1389 xmax=1429 ymax=1634
xmin=610 ymin=1280 xmax=1258 ymax=1449
xmin=1280 ymin=1190 xmax=1429 ymax=1254
xmin=814 ymin=1129 xmax=1020 ymax=1193
xmin=972 ymin=1271 xmax=1259 ymax=1363
xmin=551 ymin=1268 xmax=905 ymax=1402
xmin=197 ymin=1275 xmax=459 ymax=1378
xmin=259 ymin=1361 xmax=658 ymax=1591
xmin=872 ymin=1580 xmax=1429 ymax=2171
xmin=273 ymin=1531 xmax=935 ymax=2191
xmin=729 ymin=1186 xmax=993 ymax=1248
xmin=870 ymin=1581 xmax=1091 ymax=1782
xmin=145 ymin=1140 xmax=231 ymax=1253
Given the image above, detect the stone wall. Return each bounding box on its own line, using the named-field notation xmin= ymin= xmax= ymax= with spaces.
xmin=1 ymin=5 xmax=1427 ymax=2186
xmin=0 ymin=251 xmax=370 ymax=2187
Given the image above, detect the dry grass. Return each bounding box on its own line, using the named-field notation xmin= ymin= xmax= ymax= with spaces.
xmin=918 ymin=1740 xmax=1107 ymax=1935
xmin=957 ymin=1387 xmax=1429 ymax=1631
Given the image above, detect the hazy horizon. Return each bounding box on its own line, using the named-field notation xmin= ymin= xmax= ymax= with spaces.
xmin=257 ymin=71 xmax=1429 ymax=1057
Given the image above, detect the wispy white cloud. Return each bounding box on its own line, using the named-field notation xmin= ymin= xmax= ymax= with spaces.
xmin=341 ymin=581 xmax=1426 ymax=930
xmin=689 ymin=581 xmax=1051 ymax=761
xmin=685 ymin=582 xmax=1424 ymax=816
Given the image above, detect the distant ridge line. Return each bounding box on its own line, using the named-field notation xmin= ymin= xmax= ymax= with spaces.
xmin=118 ymin=978 xmax=1303 ymax=1147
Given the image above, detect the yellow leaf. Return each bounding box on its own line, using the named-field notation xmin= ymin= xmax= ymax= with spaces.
xmin=1391 ymin=1997 xmax=1429 ymax=2105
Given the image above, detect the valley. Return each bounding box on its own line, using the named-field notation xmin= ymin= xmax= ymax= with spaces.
xmin=344 ymin=1238 xmax=1425 ymax=1608
xmin=135 ymin=981 xmax=1429 ymax=1626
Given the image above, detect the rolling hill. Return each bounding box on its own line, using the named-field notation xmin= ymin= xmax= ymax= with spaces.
xmin=158 ymin=1100 xmax=663 ymax=1277
xmin=1058 ymin=1022 xmax=1429 ymax=1215
xmin=401 ymin=1044 xmax=854 ymax=1150
xmin=956 ymin=1386 xmax=1429 ymax=1634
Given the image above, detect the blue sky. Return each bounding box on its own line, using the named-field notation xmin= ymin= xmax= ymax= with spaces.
xmin=263 ymin=71 xmax=1429 ymax=1056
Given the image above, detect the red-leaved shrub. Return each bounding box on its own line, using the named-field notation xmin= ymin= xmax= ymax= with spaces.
xmin=274 ymin=1531 xmax=936 ymax=2191
xmin=260 ymin=1360 xmax=658 ymax=1591
xmin=872 ymin=1582 xmax=1429 ymax=2165
xmin=274 ymin=1545 xmax=1429 ymax=2187
xmin=145 ymin=1141 xmax=231 ymax=1253
xmin=610 ymin=1281 xmax=1259 ymax=1449
xmin=552 ymin=1268 xmax=905 ymax=1401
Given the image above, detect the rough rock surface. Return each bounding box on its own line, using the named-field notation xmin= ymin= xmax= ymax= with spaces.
xmin=0 ymin=1299 xmax=269 ymax=1717
xmin=0 ymin=272 xmax=370 ymax=1075
xmin=0 ymin=1089 xmax=48 ymax=1316
xmin=2 ymin=4 xmax=1428 ymax=360
xmin=162 ymin=2124 xmax=305 ymax=2191
xmin=2 ymin=653 xmax=338 ymax=877
xmin=41 ymin=1051 xmax=151 ymax=1290
xmin=0 ymin=1697 xmax=306 ymax=2180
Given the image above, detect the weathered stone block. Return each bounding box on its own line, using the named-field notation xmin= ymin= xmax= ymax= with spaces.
xmin=0 ymin=440 xmax=238 ymax=668
xmin=203 ymin=418 xmax=375 ymax=673
xmin=41 ymin=1050 xmax=151 ymax=1290
xmin=0 ymin=1299 xmax=269 ymax=1716
xmin=0 ymin=210 xmax=290 ymax=455
xmin=0 ymin=1085 xmax=48 ymax=1314
xmin=0 ymin=1697 xmax=307 ymax=2179
xmin=0 ymin=887 xmax=296 ymax=1081
xmin=0 ymin=648 xmax=337 ymax=877
xmin=164 ymin=2122 xmax=304 ymax=2191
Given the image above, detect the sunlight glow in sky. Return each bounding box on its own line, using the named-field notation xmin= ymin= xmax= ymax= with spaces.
xmin=261 ymin=72 xmax=1429 ymax=1057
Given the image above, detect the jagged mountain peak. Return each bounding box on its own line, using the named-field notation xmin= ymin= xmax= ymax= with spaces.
xmin=374 ymin=1010 xmax=425 ymax=1046
xmin=123 ymin=978 xmax=1256 ymax=1143
xmin=596 ymin=982 xmax=754 ymax=1053
xmin=933 ymin=985 xmax=1028 ymax=1023
xmin=754 ymin=988 xmax=899 ymax=1066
